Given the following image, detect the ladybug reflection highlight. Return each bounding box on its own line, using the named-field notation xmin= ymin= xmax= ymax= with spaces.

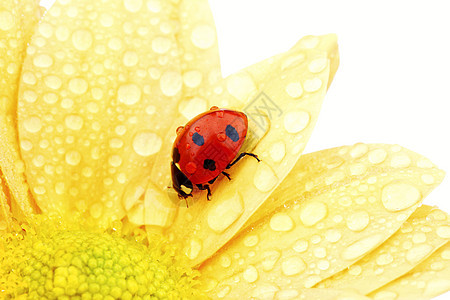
xmin=171 ymin=106 xmax=259 ymax=201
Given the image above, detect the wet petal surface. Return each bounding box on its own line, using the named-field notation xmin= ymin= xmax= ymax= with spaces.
xmin=166 ymin=34 xmax=339 ymax=266
xmin=369 ymin=242 xmax=450 ymax=300
xmin=199 ymin=143 xmax=444 ymax=298
xmin=318 ymin=205 xmax=450 ymax=294
xmin=0 ymin=0 xmax=42 ymax=227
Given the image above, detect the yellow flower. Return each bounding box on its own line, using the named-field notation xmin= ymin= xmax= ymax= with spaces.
xmin=1 ymin=0 xmax=449 ymax=299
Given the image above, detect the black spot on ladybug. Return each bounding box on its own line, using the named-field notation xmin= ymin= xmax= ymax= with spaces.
xmin=172 ymin=147 xmax=180 ymax=163
xmin=192 ymin=132 xmax=204 ymax=146
xmin=225 ymin=124 xmax=239 ymax=142
xmin=203 ymin=159 xmax=216 ymax=171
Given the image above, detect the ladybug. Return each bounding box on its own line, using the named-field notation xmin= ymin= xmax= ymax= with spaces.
xmin=171 ymin=106 xmax=260 ymax=201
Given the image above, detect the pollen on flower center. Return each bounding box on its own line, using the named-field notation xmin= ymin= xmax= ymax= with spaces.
xmin=0 ymin=218 xmax=203 ymax=299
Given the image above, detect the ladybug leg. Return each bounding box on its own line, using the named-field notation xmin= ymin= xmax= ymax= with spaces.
xmin=226 ymin=152 xmax=260 ymax=169
xmin=221 ymin=171 xmax=231 ymax=181
xmin=196 ymin=184 xmax=212 ymax=200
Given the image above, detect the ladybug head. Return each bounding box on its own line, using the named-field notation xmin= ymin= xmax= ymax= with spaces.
xmin=171 ymin=161 xmax=193 ymax=199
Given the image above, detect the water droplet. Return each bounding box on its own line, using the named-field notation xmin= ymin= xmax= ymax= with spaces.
xmin=151 ymin=36 xmax=171 ymax=54
xmin=436 ymin=225 xmax=450 ymax=238
xmin=299 ymin=36 xmax=320 ymax=48
xmin=281 ymin=257 xmax=306 ymax=276
xmin=244 ymin=235 xmax=259 ymax=247
xmin=23 ymin=90 xmax=38 ymax=103
xmin=0 ymin=10 xmax=14 ymax=31
xmin=293 ymin=239 xmax=308 ymax=253
xmin=368 ymin=148 xmax=387 ymax=164
xmin=160 ymin=71 xmax=182 ymax=96
xmin=185 ymin=238 xmax=202 ymax=260
xmin=65 ymin=150 xmax=81 ymax=166
xmin=44 ymin=75 xmax=62 ymax=90
xmin=217 ymin=132 xmax=226 ymax=142
xmin=191 ymin=25 xmax=216 ymax=49
xmin=346 ymin=210 xmax=370 ymax=231
xmin=251 ymin=284 xmax=279 ymax=299
xmin=183 ymin=70 xmax=203 ymax=88
xmin=349 ymin=163 xmax=367 ymax=176
xmin=261 ymin=250 xmax=281 ymax=272
xmin=132 ymin=131 xmax=162 ymax=156
xmin=269 ymin=141 xmax=286 ymax=163
xmin=382 ymin=182 xmax=421 ymax=211
xmin=283 ymin=110 xmax=310 ymax=133
xmin=124 ymin=0 xmax=143 ymax=12
xmin=412 ymin=232 xmax=427 ymax=244
xmin=390 ymin=154 xmax=411 ymax=168
xmin=406 ymin=244 xmax=433 ymax=263
xmin=90 ymin=203 xmax=103 ymax=219
xmin=376 ymin=253 xmax=394 ymax=265
xmin=313 ymin=247 xmax=327 ymax=258
xmin=253 ymin=162 xmax=278 ymax=192
xmin=285 ymin=82 xmax=303 ymax=98
xmin=348 ymin=264 xmax=362 ymax=276
xmin=68 ymin=78 xmax=88 ymax=95
xmin=269 ymin=213 xmax=294 ymax=232
xmin=281 ymin=53 xmax=306 ymax=70
xmin=72 ymin=29 xmax=93 ymax=51
xmin=226 ymin=73 xmax=256 ymax=102
xmin=243 ymin=265 xmax=258 ymax=283
xmin=123 ymin=51 xmax=139 ymax=67
xmin=146 ymin=0 xmax=161 ymax=12
xmin=108 ymin=155 xmax=122 ymax=167
xmin=33 ymin=54 xmax=53 ymax=68
xmin=22 ymin=72 xmax=37 ymax=85
xmin=207 ymin=192 xmax=244 ymax=233
xmin=303 ymin=78 xmax=322 ymax=92
xmin=308 ymin=57 xmax=328 ymax=73
xmin=299 ymin=201 xmax=327 ymax=226
xmin=99 ymin=13 xmax=114 ymax=27
xmin=325 ymin=229 xmax=342 ymax=243
xmin=64 ymin=114 xmax=84 ymax=131
xmin=23 ymin=116 xmax=42 ymax=133
xmin=118 ymin=84 xmax=141 ymax=105
xmin=342 ymin=234 xmax=383 ymax=260
xmin=350 ymin=143 xmax=369 ymax=158
xmin=108 ymin=37 xmax=123 ymax=51
xmin=317 ymin=260 xmax=330 ymax=270
xmin=421 ymin=174 xmax=435 ymax=185
xmin=219 ymin=254 xmax=232 ymax=268
xmin=424 ymin=279 xmax=450 ymax=297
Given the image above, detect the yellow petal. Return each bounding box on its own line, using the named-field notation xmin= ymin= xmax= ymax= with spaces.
xmin=18 ymin=0 xmax=181 ymax=226
xmin=318 ymin=205 xmax=450 ymax=294
xmin=166 ymin=34 xmax=339 ymax=266
xmin=0 ymin=0 xmax=42 ymax=222
xmin=199 ymin=143 xmax=444 ymax=298
xmin=369 ymin=242 xmax=450 ymax=300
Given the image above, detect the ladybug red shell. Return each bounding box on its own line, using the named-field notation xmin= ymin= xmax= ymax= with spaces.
xmin=171 ymin=106 xmax=259 ymax=200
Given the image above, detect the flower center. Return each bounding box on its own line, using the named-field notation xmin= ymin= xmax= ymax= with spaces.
xmin=0 ymin=218 xmax=203 ymax=299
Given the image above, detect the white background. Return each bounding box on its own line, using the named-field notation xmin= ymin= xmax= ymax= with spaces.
xmin=38 ymin=0 xmax=449 ymax=297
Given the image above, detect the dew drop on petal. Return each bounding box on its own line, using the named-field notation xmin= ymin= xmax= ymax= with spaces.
xmin=303 ymin=78 xmax=322 ymax=92
xmin=381 ymin=182 xmax=421 ymax=212
xmin=123 ymin=51 xmax=139 ymax=67
xmin=0 ymin=10 xmax=14 ymax=31
xmin=178 ymin=97 xmax=207 ymax=120
xmin=243 ymin=265 xmax=259 ymax=283
xmin=152 ymin=36 xmax=171 ymax=54
xmin=285 ymin=82 xmax=303 ymax=99
xmin=406 ymin=244 xmax=433 ymax=264
xmin=299 ymin=201 xmax=327 ymax=226
xmin=368 ymin=148 xmax=388 ymax=164
xmin=33 ymin=54 xmax=53 ymax=68
xmin=226 ymin=73 xmax=256 ymax=102
xmin=346 ymin=210 xmax=370 ymax=231
xmin=65 ymin=150 xmax=81 ymax=166
xmin=72 ymin=29 xmax=93 ymax=51
xmin=308 ymin=57 xmax=328 ymax=73
xmin=65 ymin=114 xmax=84 ymax=131
xmin=160 ymin=71 xmax=182 ymax=96
xmin=283 ymin=111 xmax=310 ymax=133
xmin=262 ymin=250 xmax=281 ymax=271
xmin=253 ymin=162 xmax=278 ymax=192
xmin=191 ymin=25 xmax=216 ymax=49
xmin=183 ymin=70 xmax=203 ymax=88
xmin=269 ymin=213 xmax=294 ymax=232
xmin=132 ymin=131 xmax=162 ymax=156
xmin=269 ymin=141 xmax=286 ymax=163
xmin=186 ymin=238 xmax=202 ymax=260
xmin=341 ymin=234 xmax=384 ymax=260
xmin=436 ymin=226 xmax=450 ymax=238
xmin=124 ymin=0 xmax=143 ymax=12
xmin=293 ymin=239 xmax=308 ymax=253
xmin=281 ymin=257 xmax=306 ymax=276
xmin=68 ymin=78 xmax=88 ymax=95
xmin=118 ymin=84 xmax=141 ymax=105
xmin=23 ymin=116 xmax=42 ymax=133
